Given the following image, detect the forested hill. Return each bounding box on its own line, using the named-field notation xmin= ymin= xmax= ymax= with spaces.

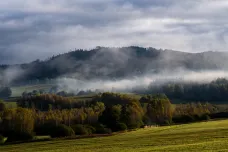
xmin=1 ymin=46 xmax=228 ymax=84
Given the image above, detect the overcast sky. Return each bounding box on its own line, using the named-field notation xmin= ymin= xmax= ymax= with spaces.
xmin=0 ymin=0 xmax=228 ymax=64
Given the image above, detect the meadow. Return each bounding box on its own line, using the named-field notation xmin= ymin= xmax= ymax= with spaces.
xmin=1 ymin=120 xmax=228 ymax=152
xmin=10 ymin=84 xmax=54 ymax=97
xmin=1 ymin=84 xmax=54 ymax=108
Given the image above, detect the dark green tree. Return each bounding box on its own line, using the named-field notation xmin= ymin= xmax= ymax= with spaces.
xmin=145 ymin=94 xmax=173 ymax=125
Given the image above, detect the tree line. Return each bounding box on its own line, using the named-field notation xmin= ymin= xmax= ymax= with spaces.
xmin=0 ymin=92 xmax=226 ymax=144
xmin=134 ymin=78 xmax=228 ymax=103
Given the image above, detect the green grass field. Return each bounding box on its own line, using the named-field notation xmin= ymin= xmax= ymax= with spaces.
xmin=1 ymin=120 xmax=228 ymax=152
xmin=3 ymin=101 xmax=17 ymax=108
xmin=11 ymin=84 xmax=54 ymax=97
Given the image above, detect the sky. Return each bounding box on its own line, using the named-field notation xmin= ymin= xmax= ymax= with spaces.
xmin=0 ymin=0 xmax=228 ymax=64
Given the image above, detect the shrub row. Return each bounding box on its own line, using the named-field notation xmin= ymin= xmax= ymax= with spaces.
xmin=172 ymin=114 xmax=210 ymax=124
xmin=1 ymin=130 xmax=34 ymax=143
xmin=35 ymin=123 xmax=113 ymax=138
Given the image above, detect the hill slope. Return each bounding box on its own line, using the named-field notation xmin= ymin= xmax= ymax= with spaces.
xmin=1 ymin=46 xmax=228 ymax=85
xmin=1 ymin=120 xmax=228 ymax=152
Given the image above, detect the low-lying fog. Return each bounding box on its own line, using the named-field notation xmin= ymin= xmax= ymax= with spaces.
xmin=56 ymin=70 xmax=228 ymax=93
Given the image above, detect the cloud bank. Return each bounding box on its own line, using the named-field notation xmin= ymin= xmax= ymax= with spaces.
xmin=1 ymin=0 xmax=228 ymax=64
xmin=56 ymin=70 xmax=228 ymax=93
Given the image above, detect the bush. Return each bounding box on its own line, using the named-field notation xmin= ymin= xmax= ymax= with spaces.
xmin=0 ymin=134 xmax=4 ymax=144
xmin=49 ymin=124 xmax=75 ymax=138
xmin=94 ymin=124 xmax=112 ymax=134
xmin=181 ymin=115 xmax=195 ymax=123
xmin=172 ymin=115 xmax=195 ymax=124
xmin=5 ymin=131 xmax=34 ymax=142
xmin=71 ymin=124 xmax=88 ymax=135
xmin=127 ymin=122 xmax=143 ymax=129
xmin=200 ymin=114 xmax=210 ymax=121
xmin=85 ymin=125 xmax=96 ymax=134
xmin=115 ymin=123 xmax=127 ymax=131
xmin=162 ymin=120 xmax=172 ymax=126
xmin=209 ymin=112 xmax=228 ymax=119
xmin=193 ymin=114 xmax=201 ymax=121
xmin=103 ymin=128 xmax=112 ymax=134
xmin=142 ymin=115 xmax=151 ymax=125
xmin=94 ymin=124 xmax=105 ymax=134
xmin=35 ymin=123 xmax=55 ymax=136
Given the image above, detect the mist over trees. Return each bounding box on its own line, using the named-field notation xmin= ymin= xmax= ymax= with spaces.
xmin=0 ymin=87 xmax=12 ymax=98
xmin=1 ymin=46 xmax=228 ymax=85
xmin=2 ymin=46 xmax=228 ymax=143
xmin=134 ymin=78 xmax=228 ymax=103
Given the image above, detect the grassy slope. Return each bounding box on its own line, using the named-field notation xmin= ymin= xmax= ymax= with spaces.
xmin=1 ymin=120 xmax=228 ymax=152
xmin=3 ymin=102 xmax=17 ymax=108
xmin=11 ymin=84 xmax=54 ymax=97
xmin=2 ymin=84 xmax=54 ymax=108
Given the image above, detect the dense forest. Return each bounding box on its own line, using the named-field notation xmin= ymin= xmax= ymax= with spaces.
xmin=1 ymin=46 xmax=228 ymax=85
xmin=12 ymin=77 xmax=228 ymax=104
xmin=133 ymin=78 xmax=228 ymax=103
xmin=21 ymin=78 xmax=228 ymax=104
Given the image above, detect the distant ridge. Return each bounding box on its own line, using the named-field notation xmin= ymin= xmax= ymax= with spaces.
xmin=0 ymin=46 xmax=228 ymax=85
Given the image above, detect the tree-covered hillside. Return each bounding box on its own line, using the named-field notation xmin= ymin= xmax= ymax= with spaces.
xmin=1 ymin=46 xmax=228 ymax=85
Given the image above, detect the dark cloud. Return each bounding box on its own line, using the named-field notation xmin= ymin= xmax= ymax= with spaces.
xmin=0 ymin=0 xmax=228 ymax=64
